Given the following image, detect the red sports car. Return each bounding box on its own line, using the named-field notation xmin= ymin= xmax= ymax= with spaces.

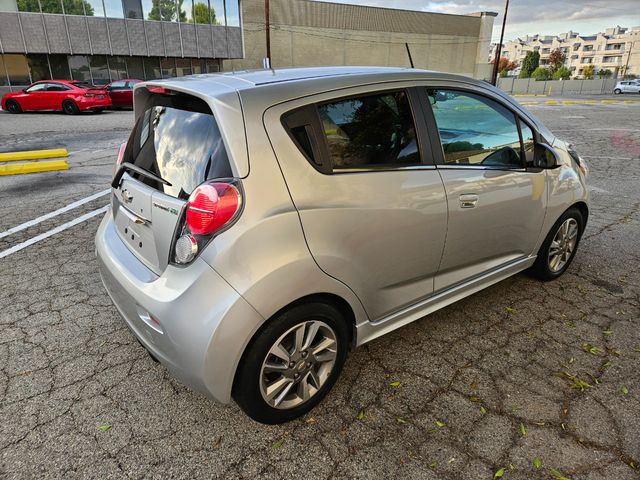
xmin=105 ymin=79 xmax=142 ymax=108
xmin=1 ymin=80 xmax=111 ymax=114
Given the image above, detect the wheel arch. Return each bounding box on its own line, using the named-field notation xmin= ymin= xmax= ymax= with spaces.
xmin=572 ymin=201 xmax=589 ymax=230
xmin=230 ymin=291 xmax=358 ymax=397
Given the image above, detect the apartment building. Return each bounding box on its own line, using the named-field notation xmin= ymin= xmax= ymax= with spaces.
xmin=491 ymin=26 xmax=640 ymax=78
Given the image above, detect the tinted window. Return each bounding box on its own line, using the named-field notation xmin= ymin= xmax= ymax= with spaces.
xmin=26 ymin=83 xmax=47 ymax=92
xmin=428 ymin=89 xmax=523 ymax=168
xmin=122 ymin=0 xmax=143 ymax=18
xmin=317 ymin=90 xmax=420 ymax=169
xmin=124 ymin=104 xmax=231 ymax=198
xmin=109 ymin=81 xmax=127 ymax=89
xmin=47 ymin=83 xmax=71 ymax=91
xmin=70 ymin=81 xmax=92 ymax=89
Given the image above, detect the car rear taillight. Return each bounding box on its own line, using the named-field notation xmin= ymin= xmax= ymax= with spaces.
xmin=173 ymin=179 xmax=242 ymax=265
xmin=186 ymin=183 xmax=240 ymax=235
xmin=84 ymin=92 xmax=96 ymax=97
xmin=112 ymin=143 xmax=127 ymax=178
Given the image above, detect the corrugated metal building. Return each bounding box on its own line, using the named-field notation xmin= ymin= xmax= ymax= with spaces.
xmin=0 ymin=0 xmax=242 ymax=92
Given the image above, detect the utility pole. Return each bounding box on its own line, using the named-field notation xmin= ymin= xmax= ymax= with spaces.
xmin=264 ymin=0 xmax=272 ymax=69
xmin=621 ymin=40 xmax=637 ymax=79
xmin=491 ymin=0 xmax=509 ymax=86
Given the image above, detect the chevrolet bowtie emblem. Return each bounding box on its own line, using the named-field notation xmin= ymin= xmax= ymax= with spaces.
xmin=121 ymin=189 xmax=133 ymax=203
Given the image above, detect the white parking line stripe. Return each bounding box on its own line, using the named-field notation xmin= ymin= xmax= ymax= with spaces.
xmin=0 ymin=206 xmax=108 ymax=259
xmin=0 ymin=189 xmax=110 ymax=239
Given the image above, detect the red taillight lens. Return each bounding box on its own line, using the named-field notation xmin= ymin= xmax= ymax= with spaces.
xmin=186 ymin=182 xmax=240 ymax=235
xmin=112 ymin=143 xmax=127 ymax=179
xmin=147 ymin=86 xmax=173 ymax=95
xmin=116 ymin=143 xmax=127 ymax=166
xmin=84 ymin=92 xmax=96 ymax=97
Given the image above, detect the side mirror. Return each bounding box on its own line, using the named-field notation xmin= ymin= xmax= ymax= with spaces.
xmin=534 ymin=143 xmax=560 ymax=169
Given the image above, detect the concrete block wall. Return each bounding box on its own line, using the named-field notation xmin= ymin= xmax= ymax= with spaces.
xmin=225 ymin=0 xmax=495 ymax=77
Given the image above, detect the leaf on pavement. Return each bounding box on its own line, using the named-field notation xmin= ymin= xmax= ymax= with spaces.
xmin=356 ymin=409 xmax=365 ymax=420
xmin=435 ymin=420 xmax=445 ymax=428
xmin=519 ymin=422 xmax=526 ymax=436
xmin=622 ymin=386 xmax=629 ymax=396
xmin=494 ymin=467 xmax=505 ymax=478
xmin=98 ymin=424 xmax=111 ymax=431
xmin=480 ymin=406 xmax=487 ymax=414
xmin=533 ymin=457 xmax=542 ymax=469
xmin=549 ymin=467 xmax=571 ymax=480
xmin=505 ymin=306 xmax=515 ymax=314
xmin=272 ymin=436 xmax=284 ymax=449
xmin=582 ymin=343 xmax=601 ymax=355
xmin=390 ymin=381 xmax=402 ymax=388
xmin=397 ymin=417 xmax=406 ymax=424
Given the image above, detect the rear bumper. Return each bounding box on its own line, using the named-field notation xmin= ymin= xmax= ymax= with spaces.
xmin=78 ymin=96 xmax=111 ymax=110
xmin=95 ymin=208 xmax=264 ymax=403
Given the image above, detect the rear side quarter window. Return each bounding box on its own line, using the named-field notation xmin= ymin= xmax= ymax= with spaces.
xmin=282 ymin=89 xmax=425 ymax=173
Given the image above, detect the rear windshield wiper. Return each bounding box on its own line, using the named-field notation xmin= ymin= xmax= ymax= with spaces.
xmin=112 ymin=162 xmax=172 ymax=189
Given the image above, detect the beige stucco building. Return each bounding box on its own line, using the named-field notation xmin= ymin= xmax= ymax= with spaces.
xmin=492 ymin=26 xmax=640 ymax=78
xmin=225 ymin=0 xmax=497 ymax=79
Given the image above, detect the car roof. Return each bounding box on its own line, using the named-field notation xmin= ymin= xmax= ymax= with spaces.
xmin=141 ymin=66 xmax=491 ymax=108
xmin=148 ymin=66 xmax=484 ymax=91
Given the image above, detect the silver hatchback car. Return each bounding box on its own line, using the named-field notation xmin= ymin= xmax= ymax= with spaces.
xmin=96 ymin=67 xmax=589 ymax=424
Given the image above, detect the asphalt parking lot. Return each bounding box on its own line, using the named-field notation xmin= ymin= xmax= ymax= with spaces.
xmin=0 ymin=98 xmax=639 ymax=479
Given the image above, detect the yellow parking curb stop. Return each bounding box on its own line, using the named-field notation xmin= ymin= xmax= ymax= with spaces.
xmin=0 ymin=160 xmax=69 ymax=176
xmin=0 ymin=148 xmax=68 ymax=162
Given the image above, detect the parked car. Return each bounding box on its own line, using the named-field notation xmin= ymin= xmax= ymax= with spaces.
xmin=1 ymin=80 xmax=111 ymax=114
xmin=105 ymin=79 xmax=142 ymax=108
xmin=613 ymin=80 xmax=640 ymax=94
xmin=96 ymin=67 xmax=589 ymax=424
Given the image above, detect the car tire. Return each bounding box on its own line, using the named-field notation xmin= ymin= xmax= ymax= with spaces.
xmin=62 ymin=100 xmax=79 ymax=115
xmin=6 ymin=100 xmax=22 ymax=113
xmin=233 ymin=301 xmax=349 ymax=424
xmin=528 ymin=207 xmax=584 ymax=281
xmin=614 ymin=88 xmax=621 ymax=94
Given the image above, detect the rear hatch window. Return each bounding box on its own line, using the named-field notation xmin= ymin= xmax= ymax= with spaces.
xmin=113 ymin=90 xmax=232 ymax=274
xmin=122 ymin=99 xmax=231 ymax=198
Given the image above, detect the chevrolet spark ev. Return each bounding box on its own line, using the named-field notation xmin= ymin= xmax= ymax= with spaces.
xmin=96 ymin=67 xmax=589 ymax=424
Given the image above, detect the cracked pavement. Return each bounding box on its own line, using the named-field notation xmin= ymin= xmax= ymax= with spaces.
xmin=0 ymin=102 xmax=639 ymax=479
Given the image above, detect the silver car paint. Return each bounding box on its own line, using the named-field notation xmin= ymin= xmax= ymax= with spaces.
xmin=96 ymin=67 xmax=588 ymax=404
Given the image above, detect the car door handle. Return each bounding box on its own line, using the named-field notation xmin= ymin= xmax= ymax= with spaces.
xmin=459 ymin=194 xmax=478 ymax=208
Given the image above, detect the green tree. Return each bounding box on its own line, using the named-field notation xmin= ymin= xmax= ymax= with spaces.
xmin=597 ymin=68 xmax=612 ymax=78
xmin=148 ymin=0 xmax=186 ymax=21
xmin=582 ymin=64 xmax=595 ymax=79
xmin=193 ymin=2 xmax=216 ymax=24
xmin=499 ymin=69 xmax=508 ymax=78
xmin=552 ymin=66 xmax=571 ymax=80
xmin=18 ymin=0 xmax=93 ymax=14
xmin=518 ymin=50 xmax=540 ymax=78
xmin=531 ymin=66 xmax=551 ymax=81
xmin=547 ymin=48 xmax=566 ymax=74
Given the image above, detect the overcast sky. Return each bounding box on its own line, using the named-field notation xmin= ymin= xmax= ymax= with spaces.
xmin=313 ymin=0 xmax=639 ymax=42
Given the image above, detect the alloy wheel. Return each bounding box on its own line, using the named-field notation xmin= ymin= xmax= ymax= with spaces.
xmin=548 ymin=218 xmax=578 ymax=272
xmin=259 ymin=320 xmax=337 ymax=409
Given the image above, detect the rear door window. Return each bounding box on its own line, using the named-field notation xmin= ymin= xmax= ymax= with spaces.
xmin=123 ymin=103 xmax=231 ymax=198
xmin=317 ymin=90 xmax=421 ymax=170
